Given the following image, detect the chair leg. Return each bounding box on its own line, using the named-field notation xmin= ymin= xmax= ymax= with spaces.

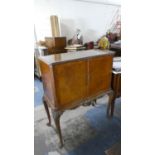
xmin=51 ymin=110 xmax=63 ymax=148
xmin=42 ymin=96 xmax=51 ymax=126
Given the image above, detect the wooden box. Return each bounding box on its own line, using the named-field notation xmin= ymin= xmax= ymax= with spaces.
xmin=44 ymin=37 xmax=67 ymax=54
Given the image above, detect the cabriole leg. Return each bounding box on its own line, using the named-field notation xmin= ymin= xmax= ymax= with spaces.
xmin=52 ymin=110 xmax=63 ymax=148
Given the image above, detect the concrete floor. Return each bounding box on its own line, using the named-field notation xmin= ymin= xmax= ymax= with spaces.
xmin=34 ymin=78 xmax=121 ymax=155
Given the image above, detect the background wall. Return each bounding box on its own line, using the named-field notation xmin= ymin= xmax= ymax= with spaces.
xmin=34 ymin=0 xmax=121 ymax=43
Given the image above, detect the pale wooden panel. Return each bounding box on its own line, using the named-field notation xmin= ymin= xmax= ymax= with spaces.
xmin=50 ymin=15 xmax=60 ymax=37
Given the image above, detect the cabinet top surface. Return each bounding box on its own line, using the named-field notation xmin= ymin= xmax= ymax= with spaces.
xmin=39 ymin=49 xmax=114 ymax=65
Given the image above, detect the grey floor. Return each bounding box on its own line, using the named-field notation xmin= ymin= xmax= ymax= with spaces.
xmin=34 ymin=96 xmax=121 ymax=155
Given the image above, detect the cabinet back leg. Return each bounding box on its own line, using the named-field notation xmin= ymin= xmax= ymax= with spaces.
xmin=107 ymin=91 xmax=115 ymax=117
xmin=43 ymin=96 xmax=51 ymax=126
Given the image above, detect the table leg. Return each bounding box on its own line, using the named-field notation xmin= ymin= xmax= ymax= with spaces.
xmin=43 ymin=96 xmax=51 ymax=126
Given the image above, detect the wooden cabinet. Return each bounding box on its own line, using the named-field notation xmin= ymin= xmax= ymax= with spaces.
xmin=39 ymin=50 xmax=114 ymax=147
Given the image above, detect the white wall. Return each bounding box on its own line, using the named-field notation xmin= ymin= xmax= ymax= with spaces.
xmin=34 ymin=0 xmax=120 ymax=43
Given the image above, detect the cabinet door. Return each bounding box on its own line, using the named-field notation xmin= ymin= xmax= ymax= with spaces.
xmin=88 ymin=55 xmax=113 ymax=97
xmin=53 ymin=60 xmax=87 ymax=108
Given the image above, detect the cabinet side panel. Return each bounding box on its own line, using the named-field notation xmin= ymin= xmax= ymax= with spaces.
xmin=53 ymin=60 xmax=87 ymax=108
xmin=88 ymin=55 xmax=113 ymax=97
xmin=39 ymin=60 xmax=55 ymax=107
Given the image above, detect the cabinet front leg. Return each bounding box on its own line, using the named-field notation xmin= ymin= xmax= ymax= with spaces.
xmin=42 ymin=96 xmax=51 ymax=126
xmin=107 ymin=90 xmax=115 ymax=117
xmin=52 ymin=110 xmax=63 ymax=148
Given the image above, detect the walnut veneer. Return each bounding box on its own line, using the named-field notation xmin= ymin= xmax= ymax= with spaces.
xmin=39 ymin=50 xmax=115 ymax=147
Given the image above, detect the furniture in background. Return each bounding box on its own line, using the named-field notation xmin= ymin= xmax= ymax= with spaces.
xmin=112 ymin=71 xmax=121 ymax=98
xmin=50 ymin=15 xmax=60 ymax=37
xmin=39 ymin=50 xmax=115 ymax=147
xmin=65 ymin=44 xmax=86 ymax=52
xmin=44 ymin=37 xmax=67 ymax=55
xmin=111 ymin=71 xmax=121 ymax=116
xmin=110 ymin=41 xmax=121 ymax=57
xmin=110 ymin=57 xmax=121 ymax=116
xmin=65 ymin=42 xmax=99 ymax=52
xmin=34 ymin=46 xmax=47 ymax=78
xmin=106 ymin=32 xmax=121 ymax=57
xmin=36 ymin=16 xmax=66 ymax=55
xmin=84 ymin=41 xmax=99 ymax=50
xmin=35 ymin=37 xmax=67 ymax=78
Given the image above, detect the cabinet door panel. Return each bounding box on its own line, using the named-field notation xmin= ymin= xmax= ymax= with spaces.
xmin=53 ymin=60 xmax=87 ymax=107
xmin=88 ymin=56 xmax=112 ymax=96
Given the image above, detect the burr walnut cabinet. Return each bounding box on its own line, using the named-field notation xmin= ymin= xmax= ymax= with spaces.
xmin=38 ymin=50 xmax=115 ymax=147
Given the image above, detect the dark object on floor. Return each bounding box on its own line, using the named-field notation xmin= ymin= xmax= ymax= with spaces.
xmin=38 ymin=50 xmax=115 ymax=147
